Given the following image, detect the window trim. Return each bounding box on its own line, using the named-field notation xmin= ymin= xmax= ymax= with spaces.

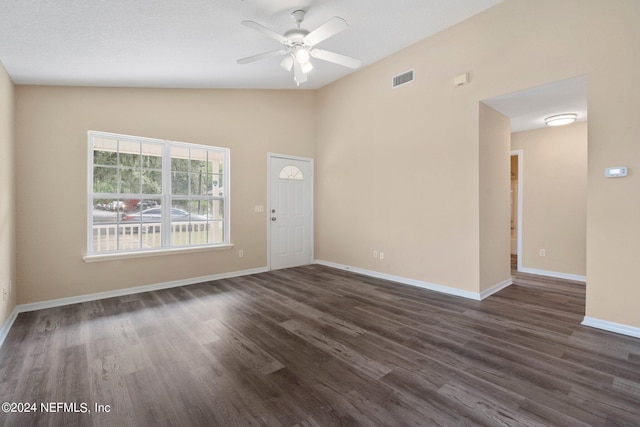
xmin=86 ymin=131 xmax=231 ymax=257
xmin=83 ymin=244 xmax=234 ymax=263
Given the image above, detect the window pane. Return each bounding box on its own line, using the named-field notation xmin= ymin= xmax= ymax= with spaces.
xmin=120 ymin=169 xmax=141 ymax=194
xmin=142 ymin=169 xmax=162 ymax=194
xmin=210 ymin=174 xmax=223 ymax=196
xmin=93 ymin=166 xmax=118 ymax=193
xmin=141 ymin=143 xmax=163 ymax=169
xmin=279 ymin=165 xmax=304 ymax=180
xmin=133 ymin=199 xmax=160 ymax=213
xmin=183 ymin=199 xmax=210 ymax=217
xmin=142 ymin=155 xmax=162 ymax=169
xmin=209 ymin=220 xmax=224 ymax=243
xmin=119 ymin=153 xmax=140 ymax=168
xmin=205 ymin=174 xmax=217 ymax=196
xmin=92 ymin=198 xmax=123 ymax=224
xmin=121 ymin=200 xmax=161 ymax=220
xmin=208 ymin=151 xmax=225 ymax=173
xmin=91 ymin=197 xmax=164 ymax=253
xmin=170 ymin=202 xmax=195 ymax=247
xmin=118 ymin=140 xmax=141 ymax=168
xmin=172 ymin=171 xmax=189 ymax=195
xmin=171 ymin=146 xmax=190 ymax=171
xmin=189 ymin=172 xmax=207 ymax=195
xmin=208 ymin=154 xmax=224 ymax=192
xmin=94 ymin=150 xmax=117 ymax=166
xmin=210 ymin=199 xmax=224 ymax=220
xmin=171 ymin=158 xmax=189 ymax=172
xmin=190 ymin=148 xmax=208 ymax=171
xmin=205 ymin=160 xmax=214 ymax=175
xmin=92 ymin=222 xmax=119 ymax=253
xmin=93 ymin=137 xmax=118 ymax=166
xmin=171 ymin=199 xmax=191 ymax=214
xmin=118 ymin=197 xmax=162 ymax=251
xmin=169 ymin=199 xmax=214 ymax=247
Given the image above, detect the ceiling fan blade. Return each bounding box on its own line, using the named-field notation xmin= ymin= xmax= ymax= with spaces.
xmin=237 ymin=49 xmax=287 ymax=64
xmin=280 ymin=55 xmax=294 ymax=71
xmin=241 ymin=20 xmax=289 ymax=44
xmin=304 ymin=16 xmax=348 ymax=46
xmin=310 ymin=49 xmax=361 ymax=69
xmin=293 ymin=60 xmax=307 ymax=85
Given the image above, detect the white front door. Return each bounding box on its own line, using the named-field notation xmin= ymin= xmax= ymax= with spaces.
xmin=268 ymin=154 xmax=313 ymax=270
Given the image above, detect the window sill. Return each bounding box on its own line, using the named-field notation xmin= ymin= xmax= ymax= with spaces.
xmin=83 ymin=244 xmax=234 ymax=263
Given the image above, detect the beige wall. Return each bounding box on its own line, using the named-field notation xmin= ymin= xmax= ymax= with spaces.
xmin=479 ymin=103 xmax=511 ymax=291
xmin=0 ymin=61 xmax=16 ymax=326
xmin=15 ymin=87 xmax=316 ymax=303
xmin=511 ymin=122 xmax=587 ymax=277
xmin=316 ymin=0 xmax=640 ymax=327
xmin=315 ymin=43 xmax=482 ymax=294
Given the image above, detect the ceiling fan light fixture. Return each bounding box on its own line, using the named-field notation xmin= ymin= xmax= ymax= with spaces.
xmin=238 ymin=10 xmax=361 ymax=86
xmin=300 ymin=60 xmax=313 ymax=74
xmin=295 ymin=47 xmax=310 ymax=64
xmin=280 ymin=55 xmax=294 ymax=71
xmin=545 ymin=113 xmax=577 ymax=126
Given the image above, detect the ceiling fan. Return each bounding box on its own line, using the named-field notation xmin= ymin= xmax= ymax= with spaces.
xmin=237 ymin=10 xmax=361 ymax=86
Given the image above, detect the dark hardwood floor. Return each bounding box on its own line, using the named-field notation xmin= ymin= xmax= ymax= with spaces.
xmin=1 ymin=262 xmax=639 ymax=426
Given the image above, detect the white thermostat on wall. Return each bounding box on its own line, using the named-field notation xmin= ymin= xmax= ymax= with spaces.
xmin=605 ymin=166 xmax=628 ymax=178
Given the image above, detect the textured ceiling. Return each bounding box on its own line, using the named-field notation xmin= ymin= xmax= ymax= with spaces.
xmin=0 ymin=0 xmax=585 ymax=130
xmin=0 ymin=0 xmax=503 ymax=89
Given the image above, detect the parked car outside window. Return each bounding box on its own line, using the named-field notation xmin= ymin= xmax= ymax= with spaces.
xmin=122 ymin=207 xmax=209 ymax=231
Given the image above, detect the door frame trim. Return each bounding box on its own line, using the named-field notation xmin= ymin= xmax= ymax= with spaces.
xmin=267 ymin=153 xmax=314 ymax=270
xmin=511 ymin=149 xmax=523 ymax=273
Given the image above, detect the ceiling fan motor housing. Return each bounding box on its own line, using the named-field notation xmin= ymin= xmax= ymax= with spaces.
xmin=284 ymin=9 xmax=311 ymax=48
xmin=283 ymin=28 xmax=310 ymax=44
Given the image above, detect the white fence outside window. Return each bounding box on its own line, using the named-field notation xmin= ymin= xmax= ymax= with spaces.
xmin=91 ymin=221 xmax=224 ymax=253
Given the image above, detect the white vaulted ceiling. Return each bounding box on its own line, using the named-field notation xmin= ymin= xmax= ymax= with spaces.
xmin=0 ymin=0 xmax=503 ymax=89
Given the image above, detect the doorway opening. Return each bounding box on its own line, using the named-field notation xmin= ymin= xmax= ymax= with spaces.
xmin=483 ymin=75 xmax=587 ymax=282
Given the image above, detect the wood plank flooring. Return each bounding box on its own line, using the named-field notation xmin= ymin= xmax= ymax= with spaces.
xmin=1 ymin=264 xmax=639 ymax=426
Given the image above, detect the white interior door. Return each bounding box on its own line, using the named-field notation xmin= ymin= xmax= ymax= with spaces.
xmin=269 ymin=155 xmax=313 ymax=270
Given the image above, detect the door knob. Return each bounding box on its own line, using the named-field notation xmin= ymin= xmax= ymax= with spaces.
xmin=271 ymin=217 xmax=277 ymax=221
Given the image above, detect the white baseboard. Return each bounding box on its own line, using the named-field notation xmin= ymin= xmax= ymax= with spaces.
xmin=480 ymin=278 xmax=513 ymax=300
xmin=0 ymin=266 xmax=268 ymax=349
xmin=520 ymin=267 xmax=586 ymax=283
xmin=0 ymin=307 xmax=19 ymax=348
xmin=581 ymin=316 xmax=640 ymax=339
xmin=315 ymin=259 xmax=509 ymax=301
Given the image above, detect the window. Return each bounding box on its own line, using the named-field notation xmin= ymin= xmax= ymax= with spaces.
xmin=278 ymin=165 xmax=304 ymax=180
xmin=88 ymin=131 xmax=229 ymax=255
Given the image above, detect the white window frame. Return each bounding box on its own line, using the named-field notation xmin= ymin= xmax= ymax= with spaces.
xmin=85 ymin=131 xmax=231 ymax=260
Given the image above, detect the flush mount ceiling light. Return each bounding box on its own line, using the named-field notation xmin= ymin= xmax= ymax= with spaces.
xmin=237 ymin=10 xmax=361 ymax=86
xmin=545 ymin=113 xmax=577 ymax=126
